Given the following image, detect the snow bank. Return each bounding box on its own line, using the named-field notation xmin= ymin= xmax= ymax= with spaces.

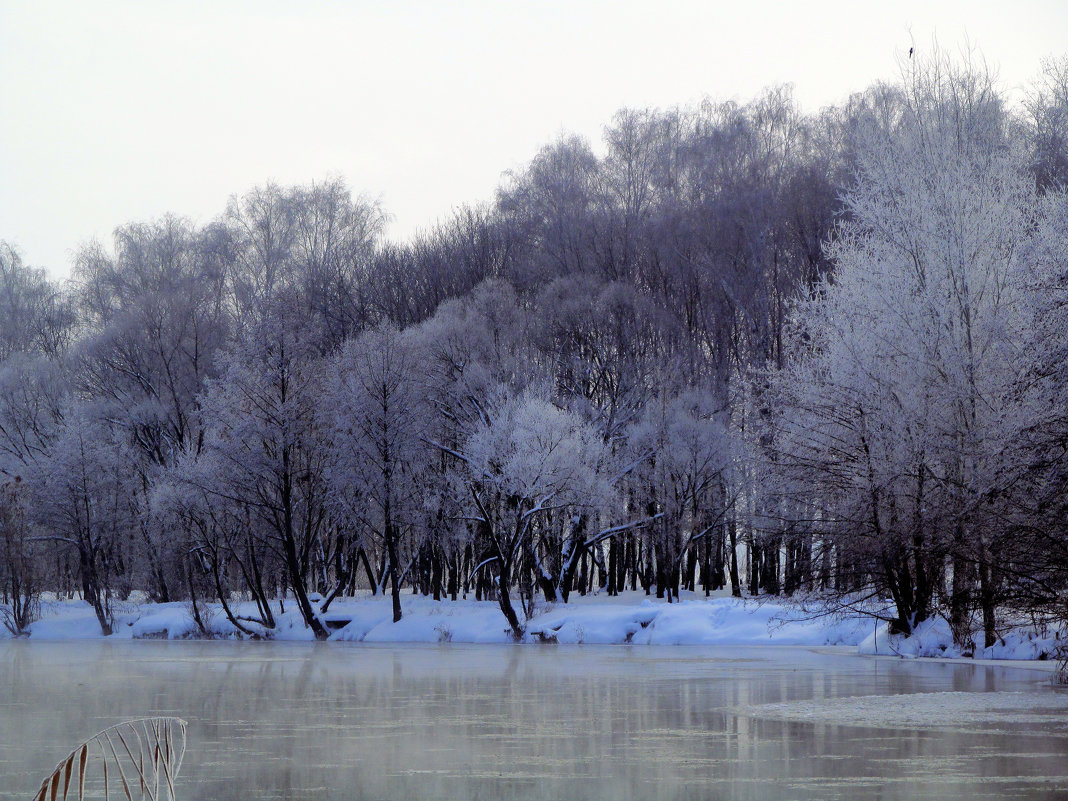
xmin=4 ymin=592 xmax=871 ymax=647
xmin=523 ymin=597 xmax=870 ymax=646
xmin=16 ymin=600 xmax=241 ymax=641
xmin=331 ymin=595 xmax=514 ymax=643
xmin=858 ymin=616 xmax=1066 ymax=660
xmin=331 ymin=593 xmax=876 ymax=646
xmin=3 ymin=592 xmax=1062 ymax=661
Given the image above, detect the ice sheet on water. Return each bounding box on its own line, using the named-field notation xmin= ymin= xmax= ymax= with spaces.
xmin=739 ymin=690 xmax=1068 ymax=732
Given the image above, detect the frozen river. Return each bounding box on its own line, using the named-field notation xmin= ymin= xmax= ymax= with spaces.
xmin=1 ymin=641 xmax=1066 ymax=800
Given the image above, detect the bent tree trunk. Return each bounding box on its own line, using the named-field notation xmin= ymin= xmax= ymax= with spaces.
xmin=469 ymin=491 xmax=525 ymax=639
xmin=78 ymin=544 xmax=112 ymax=636
xmin=495 ymin=552 xmax=524 ymax=640
xmin=281 ymin=528 xmax=328 ymax=640
xmin=277 ymin=449 xmax=328 ymax=641
xmin=559 ymin=514 xmax=588 ymax=603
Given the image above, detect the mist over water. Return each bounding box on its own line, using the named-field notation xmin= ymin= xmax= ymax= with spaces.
xmin=1 ymin=642 xmax=1066 ymax=800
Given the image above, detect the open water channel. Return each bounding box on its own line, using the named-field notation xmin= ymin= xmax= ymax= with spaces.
xmin=1 ymin=641 xmax=1066 ymax=800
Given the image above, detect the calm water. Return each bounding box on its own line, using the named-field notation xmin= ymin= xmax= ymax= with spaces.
xmin=1 ymin=641 xmax=1066 ymax=800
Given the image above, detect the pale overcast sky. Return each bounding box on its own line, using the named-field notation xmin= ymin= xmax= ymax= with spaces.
xmin=1 ymin=0 xmax=1066 ymax=279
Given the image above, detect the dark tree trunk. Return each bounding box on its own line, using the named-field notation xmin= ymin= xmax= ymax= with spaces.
xmin=728 ymin=519 xmax=742 ymax=597
xmin=80 ymin=545 xmax=112 ymax=637
xmin=385 ymin=525 xmax=403 ymax=623
xmin=950 ymin=522 xmax=973 ymax=653
xmin=749 ymin=536 xmax=760 ymax=596
xmin=496 ymin=553 xmax=524 ymax=640
xmin=607 ymin=536 xmax=618 ymax=596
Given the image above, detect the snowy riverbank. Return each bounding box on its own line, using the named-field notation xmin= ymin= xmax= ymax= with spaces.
xmin=4 ymin=591 xmax=1064 ymax=661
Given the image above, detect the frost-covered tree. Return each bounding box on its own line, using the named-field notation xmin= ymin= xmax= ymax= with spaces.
xmin=368 ymin=205 xmax=508 ymax=328
xmin=324 ymin=324 xmax=430 ymax=621
xmin=449 ymin=390 xmax=614 ymax=637
xmin=194 ymin=305 xmax=330 ymax=639
xmin=226 ymin=179 xmax=385 ymax=348
xmin=0 ymin=477 xmax=39 ymax=635
xmin=1025 ymin=56 xmax=1068 ymax=191
xmin=1008 ymin=190 xmax=1068 ymax=626
xmin=72 ymin=217 xmax=231 ymax=601
xmin=158 ymin=457 xmax=282 ymax=636
xmin=74 ymin=217 xmax=229 ymax=465
xmin=0 ymin=243 xmax=74 ymax=361
xmin=497 ymin=135 xmax=603 ymax=289
xmin=532 ymin=276 xmax=664 ymax=445
xmin=28 ymin=409 xmax=139 ymax=635
xmin=628 ymin=389 xmax=733 ymax=600
xmin=761 ymin=52 xmax=1039 ymax=645
xmin=0 ymin=356 xmax=69 ymax=630
xmin=410 ymin=281 xmax=527 ymax=601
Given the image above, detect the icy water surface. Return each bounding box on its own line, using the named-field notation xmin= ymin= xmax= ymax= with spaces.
xmin=1 ymin=641 xmax=1066 ymax=800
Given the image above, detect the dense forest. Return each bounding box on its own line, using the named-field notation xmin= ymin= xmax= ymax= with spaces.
xmin=2 ymin=52 xmax=1067 ymax=649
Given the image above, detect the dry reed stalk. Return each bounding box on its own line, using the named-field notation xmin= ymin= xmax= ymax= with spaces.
xmin=32 ymin=717 xmax=187 ymax=801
